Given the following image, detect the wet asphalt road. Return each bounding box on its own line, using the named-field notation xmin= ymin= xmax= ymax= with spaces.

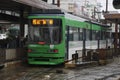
xmin=0 ymin=57 xmax=120 ymax=80
xmin=0 ymin=64 xmax=68 ymax=80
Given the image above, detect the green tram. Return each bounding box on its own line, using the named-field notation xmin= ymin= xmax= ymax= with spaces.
xmin=27 ymin=12 xmax=111 ymax=65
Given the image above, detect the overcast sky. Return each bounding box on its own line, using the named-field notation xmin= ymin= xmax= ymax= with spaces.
xmin=97 ymin=0 xmax=120 ymax=12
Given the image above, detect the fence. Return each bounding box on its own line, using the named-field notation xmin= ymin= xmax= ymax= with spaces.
xmin=1 ymin=47 xmax=120 ymax=67
xmin=0 ymin=49 xmax=5 ymax=65
xmin=69 ymin=48 xmax=116 ymax=64
xmin=0 ymin=48 xmax=27 ymax=66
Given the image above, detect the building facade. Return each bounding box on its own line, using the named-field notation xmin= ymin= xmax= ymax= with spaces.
xmin=47 ymin=0 xmax=101 ymax=20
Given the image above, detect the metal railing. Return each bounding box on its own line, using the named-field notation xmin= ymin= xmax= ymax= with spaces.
xmin=0 ymin=48 xmax=27 ymax=65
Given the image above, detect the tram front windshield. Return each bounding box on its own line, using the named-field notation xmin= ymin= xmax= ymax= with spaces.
xmin=28 ymin=18 xmax=62 ymax=44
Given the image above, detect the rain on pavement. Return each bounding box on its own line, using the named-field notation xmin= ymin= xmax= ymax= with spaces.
xmin=0 ymin=57 xmax=120 ymax=80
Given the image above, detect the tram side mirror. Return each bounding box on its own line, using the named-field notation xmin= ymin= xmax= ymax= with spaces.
xmin=113 ymin=0 xmax=120 ymax=9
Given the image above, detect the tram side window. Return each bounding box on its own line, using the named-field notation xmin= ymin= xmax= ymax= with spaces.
xmin=79 ymin=28 xmax=83 ymax=41
xmin=100 ymin=31 xmax=105 ymax=40
xmin=101 ymin=31 xmax=103 ymax=40
xmin=86 ymin=29 xmax=90 ymax=40
xmin=69 ymin=33 xmax=73 ymax=41
xmin=68 ymin=27 xmax=73 ymax=41
xmin=89 ymin=30 xmax=98 ymax=40
xmin=73 ymin=28 xmax=79 ymax=41
xmin=95 ymin=31 xmax=100 ymax=40
xmin=101 ymin=31 xmax=106 ymax=40
xmin=92 ymin=30 xmax=96 ymax=40
xmin=69 ymin=27 xmax=79 ymax=41
xmin=103 ymin=31 xmax=106 ymax=40
xmin=83 ymin=29 xmax=86 ymax=40
xmin=99 ymin=31 xmax=102 ymax=40
xmin=106 ymin=32 xmax=111 ymax=39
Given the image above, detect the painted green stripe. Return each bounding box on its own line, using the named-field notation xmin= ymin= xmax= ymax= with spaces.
xmin=65 ymin=18 xmax=85 ymax=28
xmin=65 ymin=18 xmax=103 ymax=30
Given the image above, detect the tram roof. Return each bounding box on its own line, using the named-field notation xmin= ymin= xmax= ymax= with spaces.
xmin=86 ymin=21 xmax=110 ymax=27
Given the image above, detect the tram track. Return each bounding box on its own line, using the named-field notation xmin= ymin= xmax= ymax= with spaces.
xmin=61 ymin=71 xmax=120 ymax=80
xmin=18 ymin=64 xmax=65 ymax=80
xmin=95 ymin=72 xmax=120 ymax=80
xmin=57 ymin=59 xmax=120 ymax=80
xmin=19 ymin=67 xmax=54 ymax=80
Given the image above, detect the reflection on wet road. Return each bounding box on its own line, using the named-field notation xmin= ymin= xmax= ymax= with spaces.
xmin=0 ymin=57 xmax=120 ymax=80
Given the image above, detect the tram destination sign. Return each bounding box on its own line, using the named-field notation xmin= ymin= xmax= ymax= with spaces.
xmin=32 ymin=19 xmax=53 ymax=26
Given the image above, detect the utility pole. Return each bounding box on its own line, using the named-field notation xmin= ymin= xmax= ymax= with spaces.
xmin=52 ymin=0 xmax=55 ymax=5
xmin=105 ymin=0 xmax=108 ymax=48
xmin=106 ymin=0 xmax=108 ymax=13
xmin=52 ymin=0 xmax=60 ymax=7
xmin=57 ymin=0 xmax=60 ymax=7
